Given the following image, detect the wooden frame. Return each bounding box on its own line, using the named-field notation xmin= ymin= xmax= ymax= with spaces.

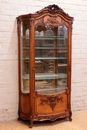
xmin=17 ymin=4 xmax=73 ymax=128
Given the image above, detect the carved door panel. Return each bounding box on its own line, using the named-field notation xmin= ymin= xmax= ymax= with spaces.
xmin=35 ymin=92 xmax=68 ymax=115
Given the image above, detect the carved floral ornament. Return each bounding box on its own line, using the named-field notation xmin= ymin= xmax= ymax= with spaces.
xmin=40 ymin=94 xmax=63 ymax=111
xmin=44 ymin=17 xmax=60 ymax=27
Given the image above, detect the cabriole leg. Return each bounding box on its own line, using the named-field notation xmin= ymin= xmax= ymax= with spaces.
xmin=29 ymin=119 xmax=33 ymax=128
xmin=69 ymin=111 xmax=72 ymax=121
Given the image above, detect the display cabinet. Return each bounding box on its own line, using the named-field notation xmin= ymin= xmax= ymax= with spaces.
xmin=17 ymin=4 xmax=73 ymax=128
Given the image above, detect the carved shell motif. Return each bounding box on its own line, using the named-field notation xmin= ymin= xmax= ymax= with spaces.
xmin=40 ymin=95 xmax=63 ymax=111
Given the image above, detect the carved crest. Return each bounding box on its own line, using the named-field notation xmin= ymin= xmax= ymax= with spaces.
xmin=36 ymin=4 xmax=64 ymax=14
xmin=44 ymin=17 xmax=60 ymax=27
xmin=46 ymin=4 xmax=63 ymax=14
xmin=40 ymin=95 xmax=63 ymax=111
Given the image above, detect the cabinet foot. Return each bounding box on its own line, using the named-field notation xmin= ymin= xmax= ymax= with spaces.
xmin=29 ymin=120 xmax=33 ymax=128
xmin=69 ymin=111 xmax=72 ymax=121
xmin=18 ymin=117 xmax=21 ymax=120
xmin=69 ymin=117 xmax=72 ymax=121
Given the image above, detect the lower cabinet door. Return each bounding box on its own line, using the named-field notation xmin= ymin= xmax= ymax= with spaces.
xmin=34 ymin=91 xmax=69 ymax=121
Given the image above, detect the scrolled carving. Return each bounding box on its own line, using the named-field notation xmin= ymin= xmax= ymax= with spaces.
xmin=37 ymin=4 xmax=63 ymax=14
xmin=44 ymin=17 xmax=60 ymax=27
xmin=36 ymin=112 xmax=68 ymax=122
xmin=47 ymin=4 xmax=63 ymax=14
xmin=40 ymin=94 xmax=63 ymax=111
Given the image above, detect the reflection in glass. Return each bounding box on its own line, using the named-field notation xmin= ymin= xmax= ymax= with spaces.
xmin=35 ymin=24 xmax=68 ymax=94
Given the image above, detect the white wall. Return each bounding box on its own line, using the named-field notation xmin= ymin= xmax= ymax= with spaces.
xmin=0 ymin=0 xmax=87 ymax=121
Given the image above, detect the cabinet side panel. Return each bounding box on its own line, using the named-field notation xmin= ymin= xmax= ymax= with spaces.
xmin=21 ymin=94 xmax=30 ymax=114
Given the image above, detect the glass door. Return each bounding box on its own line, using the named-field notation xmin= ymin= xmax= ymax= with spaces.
xmin=35 ymin=24 xmax=68 ymax=94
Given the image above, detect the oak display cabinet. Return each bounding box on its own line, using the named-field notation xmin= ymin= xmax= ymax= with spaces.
xmin=17 ymin=4 xmax=73 ymax=128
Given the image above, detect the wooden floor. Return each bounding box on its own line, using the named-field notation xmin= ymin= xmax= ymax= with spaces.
xmin=0 ymin=110 xmax=87 ymax=130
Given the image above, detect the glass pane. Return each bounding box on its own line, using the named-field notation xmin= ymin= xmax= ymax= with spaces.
xmin=20 ymin=21 xmax=30 ymax=93
xmin=35 ymin=24 xmax=68 ymax=94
